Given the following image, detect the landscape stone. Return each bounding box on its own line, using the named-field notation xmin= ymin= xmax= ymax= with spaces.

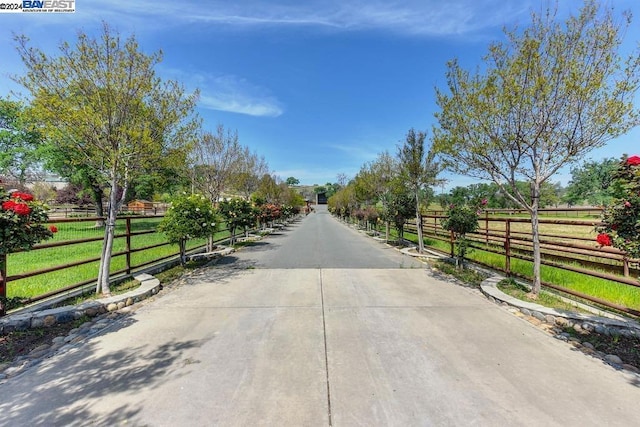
xmin=605 ymin=354 xmax=623 ymax=365
xmin=28 ymin=350 xmax=50 ymax=359
xmin=532 ymin=311 xmax=545 ymax=321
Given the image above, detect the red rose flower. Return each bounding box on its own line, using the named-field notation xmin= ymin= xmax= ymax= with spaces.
xmin=627 ymin=155 xmax=640 ymax=166
xmin=11 ymin=202 xmax=31 ymax=216
xmin=596 ymin=233 xmax=612 ymax=247
xmin=11 ymin=192 xmax=34 ymax=202
xmin=49 ymin=225 xmax=58 ymax=233
xmin=2 ymin=200 xmax=16 ymax=211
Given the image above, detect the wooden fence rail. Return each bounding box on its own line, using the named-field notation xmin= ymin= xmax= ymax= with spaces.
xmin=400 ymin=212 xmax=640 ymax=317
xmin=0 ymin=215 xmax=232 ymax=316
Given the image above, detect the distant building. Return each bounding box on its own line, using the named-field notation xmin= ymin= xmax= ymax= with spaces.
xmin=127 ymin=199 xmax=155 ymax=214
xmin=316 ymin=192 xmax=328 ymax=205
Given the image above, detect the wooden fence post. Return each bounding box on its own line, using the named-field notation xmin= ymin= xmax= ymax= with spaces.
xmin=505 ymin=219 xmax=511 ymax=276
xmin=623 ymin=257 xmax=630 ymax=277
xmin=485 ymin=211 xmax=489 ymax=244
xmin=0 ymin=253 xmax=7 ymax=316
xmin=125 ymin=217 xmax=131 ymax=275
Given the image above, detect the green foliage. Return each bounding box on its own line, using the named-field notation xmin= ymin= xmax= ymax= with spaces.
xmin=441 ymin=203 xmax=481 ymax=267
xmin=285 ymin=177 xmax=300 ymax=186
xmin=0 ymin=98 xmax=43 ymax=185
xmin=564 ymin=158 xmax=619 ymax=206
xmin=397 ymin=128 xmax=442 ymax=253
xmin=218 ymin=198 xmax=257 ymax=243
xmin=0 ymin=187 xmax=54 ymax=255
xmin=158 ymin=193 xmax=218 ymax=263
xmin=384 ymin=188 xmax=415 ymax=242
xmin=597 ymin=155 xmax=640 ymax=260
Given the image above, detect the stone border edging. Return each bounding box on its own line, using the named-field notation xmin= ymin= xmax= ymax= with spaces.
xmin=0 ymin=273 xmax=161 ymax=334
xmin=480 ymin=276 xmax=640 ymax=338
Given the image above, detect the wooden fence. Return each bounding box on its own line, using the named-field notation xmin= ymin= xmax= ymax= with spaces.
xmin=0 ymin=215 xmax=228 ymax=316
xmin=403 ymin=211 xmax=640 ymax=317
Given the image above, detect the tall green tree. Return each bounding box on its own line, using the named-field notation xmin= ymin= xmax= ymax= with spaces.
xmin=353 ymin=152 xmax=398 ymax=241
xmin=433 ymin=1 xmax=640 ymax=295
xmin=15 ymin=23 xmax=199 ymax=295
xmin=397 ymin=128 xmax=441 ymax=254
xmin=564 ymin=158 xmax=618 ymax=206
xmin=0 ymin=98 xmax=43 ymax=187
xmin=285 ymin=176 xmax=299 ymax=186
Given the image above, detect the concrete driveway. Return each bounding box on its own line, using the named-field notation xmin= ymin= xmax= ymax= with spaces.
xmin=0 ymin=207 xmax=638 ymax=426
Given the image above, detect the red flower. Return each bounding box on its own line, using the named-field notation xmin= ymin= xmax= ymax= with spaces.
xmin=11 ymin=202 xmax=31 ymax=216
xmin=627 ymin=155 xmax=640 ymax=166
xmin=481 ymin=199 xmax=488 ymax=206
xmin=2 ymin=200 xmax=17 ymax=211
xmin=49 ymin=225 xmax=58 ymax=233
xmin=625 ymin=201 xmax=632 ymax=208
xmin=11 ymin=192 xmax=34 ymax=202
xmin=596 ymin=233 xmax=612 ymax=247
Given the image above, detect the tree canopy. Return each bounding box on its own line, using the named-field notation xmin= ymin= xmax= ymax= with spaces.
xmin=433 ymin=1 xmax=640 ymax=294
xmin=15 ymin=23 xmax=200 ymax=294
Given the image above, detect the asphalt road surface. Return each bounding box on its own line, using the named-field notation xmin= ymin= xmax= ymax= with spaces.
xmin=1 ymin=206 xmax=639 ymax=426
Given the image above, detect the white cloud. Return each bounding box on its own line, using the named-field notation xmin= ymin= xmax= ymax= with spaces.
xmin=85 ymin=0 xmax=535 ymax=37
xmin=163 ymin=70 xmax=283 ymax=117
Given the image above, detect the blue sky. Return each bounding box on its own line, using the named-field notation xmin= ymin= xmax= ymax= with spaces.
xmin=1 ymin=0 xmax=639 ymax=190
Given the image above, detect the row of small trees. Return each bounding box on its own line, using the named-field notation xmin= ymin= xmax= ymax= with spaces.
xmin=159 ymin=194 xmax=301 ymax=265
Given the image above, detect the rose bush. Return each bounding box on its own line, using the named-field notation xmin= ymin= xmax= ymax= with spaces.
xmin=0 ymin=187 xmax=55 ymax=255
xmin=158 ymin=193 xmax=219 ymax=265
xmin=597 ymin=154 xmax=640 ymax=260
xmin=218 ymin=198 xmax=257 ymax=245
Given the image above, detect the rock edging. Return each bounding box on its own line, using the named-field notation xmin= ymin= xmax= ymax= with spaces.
xmin=481 ymin=275 xmax=640 ymax=373
xmin=0 ymin=273 xmax=161 ymax=334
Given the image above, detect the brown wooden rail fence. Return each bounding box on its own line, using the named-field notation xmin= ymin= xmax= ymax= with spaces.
xmin=0 ymin=215 xmax=235 ymax=316
xmin=400 ymin=210 xmax=640 ymax=317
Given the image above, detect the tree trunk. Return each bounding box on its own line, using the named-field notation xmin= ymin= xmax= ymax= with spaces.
xmin=96 ymin=208 xmax=116 ymax=295
xmin=530 ymin=184 xmax=542 ymax=296
xmin=91 ymin=184 xmax=105 ymax=228
xmin=96 ymin=176 xmax=126 ymax=295
xmin=385 ymin=221 xmax=390 ymax=243
xmin=179 ymin=238 xmax=187 ymax=265
xmin=414 ymin=188 xmax=425 ymax=254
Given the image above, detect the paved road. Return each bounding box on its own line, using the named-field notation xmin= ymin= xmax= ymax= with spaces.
xmin=1 ymin=206 xmax=639 ymax=426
